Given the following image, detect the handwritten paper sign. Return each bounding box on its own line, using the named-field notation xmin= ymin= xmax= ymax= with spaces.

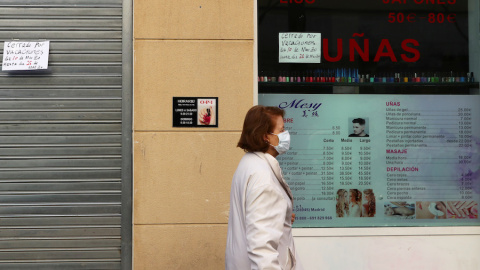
xmin=2 ymin=41 xmax=50 ymax=71
xmin=279 ymin=33 xmax=321 ymax=63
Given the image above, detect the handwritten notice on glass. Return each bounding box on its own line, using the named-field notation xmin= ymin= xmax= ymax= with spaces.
xmin=279 ymin=33 xmax=321 ymax=63
xmin=2 ymin=41 xmax=50 ymax=71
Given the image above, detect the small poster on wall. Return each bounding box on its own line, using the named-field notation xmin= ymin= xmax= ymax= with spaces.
xmin=173 ymin=97 xmax=218 ymax=127
xmin=2 ymin=41 xmax=50 ymax=71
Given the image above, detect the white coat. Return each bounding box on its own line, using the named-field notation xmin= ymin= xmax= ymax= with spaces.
xmin=225 ymin=152 xmax=303 ymax=270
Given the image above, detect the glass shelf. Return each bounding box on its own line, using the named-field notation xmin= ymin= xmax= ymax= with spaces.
xmin=258 ymin=82 xmax=479 ymax=95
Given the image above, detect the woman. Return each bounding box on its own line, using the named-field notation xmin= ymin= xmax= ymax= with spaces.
xmin=336 ymin=189 xmax=349 ymax=217
xmin=348 ymin=189 xmax=362 ymax=217
xmin=384 ymin=202 xmax=415 ymax=217
xmin=362 ymin=189 xmax=376 ymax=217
xmin=343 ymin=190 xmax=349 ymax=216
xmin=225 ymin=105 xmax=303 ymax=270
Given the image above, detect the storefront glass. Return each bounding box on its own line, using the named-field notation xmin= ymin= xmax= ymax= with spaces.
xmin=258 ymin=0 xmax=479 ymax=227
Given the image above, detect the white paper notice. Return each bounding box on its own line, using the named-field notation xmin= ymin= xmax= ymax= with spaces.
xmin=279 ymin=32 xmax=321 ymax=63
xmin=2 ymin=41 xmax=50 ymax=71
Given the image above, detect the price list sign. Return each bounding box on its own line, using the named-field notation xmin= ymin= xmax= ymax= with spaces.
xmin=259 ymin=94 xmax=479 ymax=227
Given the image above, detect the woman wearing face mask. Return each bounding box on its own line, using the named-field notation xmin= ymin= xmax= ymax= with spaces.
xmin=226 ymin=105 xmax=303 ymax=270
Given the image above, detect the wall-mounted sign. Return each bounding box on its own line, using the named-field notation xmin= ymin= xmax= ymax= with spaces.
xmin=2 ymin=41 xmax=50 ymax=71
xmin=260 ymin=94 xmax=479 ymax=227
xmin=279 ymin=32 xmax=321 ymax=63
xmin=173 ymin=97 xmax=218 ymax=127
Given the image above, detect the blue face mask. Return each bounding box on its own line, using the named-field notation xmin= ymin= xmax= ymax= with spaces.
xmin=269 ymin=131 xmax=290 ymax=155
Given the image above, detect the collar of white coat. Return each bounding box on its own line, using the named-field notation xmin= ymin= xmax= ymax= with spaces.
xmin=253 ymin=152 xmax=293 ymax=202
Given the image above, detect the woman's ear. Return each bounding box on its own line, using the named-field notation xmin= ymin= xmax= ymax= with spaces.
xmin=263 ymin=133 xmax=269 ymax=143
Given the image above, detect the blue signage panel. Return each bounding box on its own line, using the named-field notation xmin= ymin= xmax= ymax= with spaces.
xmin=259 ymin=94 xmax=479 ymax=227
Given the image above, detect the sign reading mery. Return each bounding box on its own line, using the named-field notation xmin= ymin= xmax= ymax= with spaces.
xmin=279 ymin=98 xmax=323 ymax=118
xmin=279 ymin=33 xmax=321 ymax=63
xmin=2 ymin=41 xmax=50 ymax=71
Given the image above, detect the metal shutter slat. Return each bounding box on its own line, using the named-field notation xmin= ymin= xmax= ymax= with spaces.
xmin=0 ymin=216 xmax=120 ymax=226
xmin=0 ymin=89 xmax=122 ymax=98
xmin=0 ymin=206 xmax=121 ymax=215
xmin=0 ymin=0 xmax=122 ymax=6
xmin=0 ymin=146 xmax=121 ymax=156
xmin=0 ymin=182 xmax=121 ymax=191
xmin=0 ymin=8 xmax=121 ymax=17
xmin=0 ymin=262 xmax=121 ymax=270
xmin=0 ymin=238 xmax=120 ymax=248
xmin=0 ymin=19 xmax=122 ymax=28
xmin=0 ymin=100 xmax=121 ymax=109
xmin=0 ymin=170 xmax=121 ymax=181
xmin=0 ymin=112 xmax=121 ymax=121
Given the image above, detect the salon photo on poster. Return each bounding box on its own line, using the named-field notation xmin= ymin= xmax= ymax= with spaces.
xmin=415 ymin=201 xmax=478 ymax=220
xmin=348 ymin=117 xmax=369 ymax=138
xmin=336 ymin=188 xmax=376 ymax=218
xmin=384 ymin=201 xmax=416 ymax=219
xmin=197 ymin=98 xmax=217 ymax=127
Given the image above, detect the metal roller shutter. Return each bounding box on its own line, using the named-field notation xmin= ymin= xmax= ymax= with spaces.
xmin=0 ymin=0 xmax=132 ymax=269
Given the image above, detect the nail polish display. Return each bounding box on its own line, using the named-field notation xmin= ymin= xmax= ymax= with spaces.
xmin=259 ymin=69 xmax=476 ymax=84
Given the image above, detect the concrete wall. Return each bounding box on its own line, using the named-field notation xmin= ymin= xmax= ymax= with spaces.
xmin=132 ymin=1 xmax=480 ymax=270
xmin=133 ymin=1 xmax=254 ymax=269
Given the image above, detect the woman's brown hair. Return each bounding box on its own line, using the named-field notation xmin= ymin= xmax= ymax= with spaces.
xmin=237 ymin=105 xmax=285 ymax=152
xmin=349 ymin=189 xmax=362 ymax=204
xmin=363 ymin=189 xmax=376 ymax=217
